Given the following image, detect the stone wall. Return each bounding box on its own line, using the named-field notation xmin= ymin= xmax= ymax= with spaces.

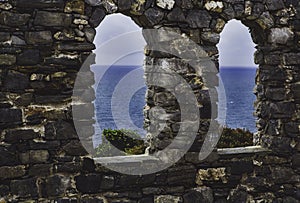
xmin=0 ymin=0 xmax=299 ymax=202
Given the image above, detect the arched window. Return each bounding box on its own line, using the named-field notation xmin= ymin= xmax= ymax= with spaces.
xmin=91 ymin=14 xmax=146 ymax=155
xmin=217 ymin=20 xmax=257 ymax=147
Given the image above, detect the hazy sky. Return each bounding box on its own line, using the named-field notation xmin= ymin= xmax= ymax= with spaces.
xmin=94 ymin=14 xmax=257 ymax=68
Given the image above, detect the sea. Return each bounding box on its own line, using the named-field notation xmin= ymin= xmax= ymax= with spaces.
xmin=93 ymin=66 xmax=257 ymax=146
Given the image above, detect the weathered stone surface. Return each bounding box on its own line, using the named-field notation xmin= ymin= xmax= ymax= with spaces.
xmin=0 ymin=32 xmax=10 ymax=43
xmin=45 ymin=120 xmax=77 ymax=140
xmin=89 ymin=7 xmax=106 ymax=27
xmin=268 ymin=27 xmax=294 ymax=44
xmin=25 ymin=31 xmax=53 ymax=45
xmin=0 ymin=109 xmax=22 ymax=124
xmin=0 ymin=54 xmax=16 ymax=66
xmin=283 ymin=53 xmax=300 ymax=65
xmin=20 ymin=150 xmax=49 ymax=164
xmin=15 ymin=0 xmax=64 ymax=9
xmin=0 ymin=166 xmax=26 ymax=179
xmin=187 ymin=10 xmax=211 ymax=28
xmin=65 ymin=0 xmax=85 ymax=14
xmin=4 ymin=129 xmax=39 ymax=143
xmin=11 ymin=35 xmax=26 ymax=45
xmin=144 ymin=8 xmax=165 ymax=26
xmin=183 ymin=187 xmax=214 ymax=203
xmin=17 ymin=49 xmax=41 ymax=65
xmin=0 ymin=147 xmax=18 ymax=166
xmin=157 ymin=0 xmax=175 ymax=10
xmin=3 ymin=70 xmax=29 ymax=91
xmin=63 ymin=140 xmax=88 ymax=156
xmin=0 ymin=11 xmax=30 ymax=27
xmin=256 ymin=12 xmax=274 ymax=29
xmin=167 ymin=7 xmax=185 ymax=22
xmin=201 ymin=32 xmax=220 ymax=44
xmin=266 ymin=0 xmax=285 ymax=11
xmin=75 ymin=174 xmax=102 ymax=193
xmin=56 ymin=42 xmax=95 ymax=51
xmin=34 ymin=11 xmax=72 ymax=27
xmin=42 ymin=175 xmax=71 ymax=197
xmin=11 ymin=178 xmax=38 ymax=198
xmin=205 ymin=1 xmax=223 ymax=12
xmin=196 ymin=168 xmax=228 ymax=185
xmin=84 ymin=27 xmax=96 ymax=42
xmin=29 ymin=164 xmax=52 ymax=176
xmin=154 ymin=195 xmax=182 ymax=203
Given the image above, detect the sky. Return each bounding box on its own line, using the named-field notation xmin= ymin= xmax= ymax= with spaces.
xmin=94 ymin=14 xmax=257 ymax=68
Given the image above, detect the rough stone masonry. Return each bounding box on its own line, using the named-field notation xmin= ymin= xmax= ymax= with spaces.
xmin=0 ymin=0 xmax=299 ymax=202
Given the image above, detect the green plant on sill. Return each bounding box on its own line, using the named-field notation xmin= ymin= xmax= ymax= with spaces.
xmin=95 ymin=129 xmax=146 ymax=157
xmin=217 ymin=127 xmax=253 ymax=148
xmin=95 ymin=127 xmax=253 ymax=157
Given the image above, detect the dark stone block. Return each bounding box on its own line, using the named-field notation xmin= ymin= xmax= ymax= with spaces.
xmin=3 ymin=70 xmax=29 ymax=91
xmin=0 ymin=47 xmax=22 ymax=54
xmin=187 ymin=10 xmax=211 ymax=28
xmin=42 ymin=175 xmax=70 ymax=197
xmin=56 ymin=162 xmax=81 ymax=173
xmin=0 ymin=185 xmax=9 ymax=196
xmin=292 ymin=154 xmax=300 ymax=169
xmin=0 ymin=147 xmax=18 ymax=166
xmin=81 ymin=197 xmax=104 ymax=203
xmin=44 ymin=56 xmax=81 ymax=66
xmin=35 ymin=95 xmax=71 ymax=104
xmin=118 ymin=0 xmax=134 ymax=11
xmin=100 ymin=176 xmax=114 ymax=190
xmin=89 ymin=7 xmax=106 ymax=27
xmin=63 ymin=140 xmax=88 ymax=156
xmin=167 ymin=7 xmax=186 ymax=22
xmin=25 ymin=31 xmax=53 ymax=45
xmin=266 ymin=0 xmax=285 ymax=11
xmin=45 ymin=120 xmax=78 ymax=140
xmin=0 ymin=108 xmax=22 ymax=123
xmin=28 ymin=164 xmax=52 ymax=176
xmin=82 ymin=157 xmax=96 ymax=172
xmin=56 ymin=42 xmax=95 ymax=51
xmin=230 ymin=161 xmax=253 ymax=175
xmin=138 ymin=197 xmax=154 ymax=203
xmin=283 ymin=53 xmax=300 ymax=65
xmin=0 ymin=32 xmax=10 ymax=42
xmin=11 ymin=178 xmax=38 ymax=198
xmin=17 ymin=49 xmax=40 ymax=65
xmin=75 ymin=174 xmax=102 ymax=194
xmin=183 ymin=187 xmax=214 ymax=203
xmin=15 ymin=93 xmax=33 ymax=106
xmin=227 ymin=187 xmax=249 ymax=203
xmin=4 ymin=129 xmax=39 ymax=143
xmin=34 ymin=11 xmax=72 ymax=27
xmin=0 ymin=11 xmax=30 ymax=27
xmin=144 ymin=8 xmax=164 ymax=26
xmin=15 ymin=0 xmax=64 ymax=9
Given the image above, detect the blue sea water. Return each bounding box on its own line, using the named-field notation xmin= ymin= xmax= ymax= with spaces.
xmin=219 ymin=67 xmax=257 ymax=132
xmin=93 ymin=66 xmax=257 ymax=145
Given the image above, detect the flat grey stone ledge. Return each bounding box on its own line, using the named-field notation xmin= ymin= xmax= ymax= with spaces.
xmin=94 ymin=154 xmax=159 ymax=165
xmin=95 ymin=146 xmax=271 ymax=165
xmin=217 ymin=146 xmax=271 ymax=155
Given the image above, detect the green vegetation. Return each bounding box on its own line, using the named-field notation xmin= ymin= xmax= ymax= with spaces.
xmin=95 ymin=127 xmax=253 ymax=157
xmin=95 ymin=129 xmax=146 ymax=157
xmin=217 ymin=127 xmax=253 ymax=148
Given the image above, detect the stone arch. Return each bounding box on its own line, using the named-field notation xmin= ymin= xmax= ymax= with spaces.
xmin=85 ymin=0 xmax=299 ymax=153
